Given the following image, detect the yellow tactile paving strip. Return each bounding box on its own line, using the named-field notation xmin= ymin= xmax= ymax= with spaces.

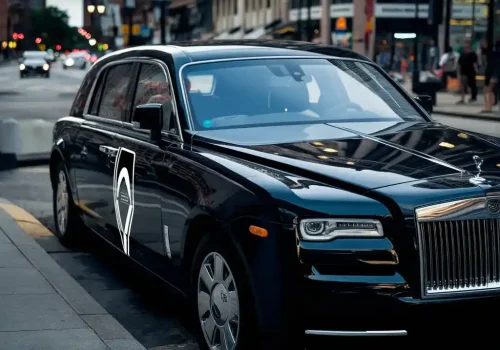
xmin=0 ymin=203 xmax=53 ymax=238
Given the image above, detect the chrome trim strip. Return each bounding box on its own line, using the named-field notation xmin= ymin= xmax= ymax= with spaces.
xmin=415 ymin=197 xmax=489 ymax=222
xmin=332 ymin=124 xmax=466 ymax=174
xmin=305 ymin=330 xmax=407 ymax=337
xmin=177 ymin=55 xmax=375 ymax=131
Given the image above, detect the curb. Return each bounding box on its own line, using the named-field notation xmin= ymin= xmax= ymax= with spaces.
xmin=0 ymin=201 xmax=146 ymax=350
xmin=433 ymin=110 xmax=500 ymax=122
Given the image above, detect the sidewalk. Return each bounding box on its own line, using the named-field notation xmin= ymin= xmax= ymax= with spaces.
xmin=401 ymin=80 xmax=499 ymax=121
xmin=0 ymin=199 xmax=145 ymax=350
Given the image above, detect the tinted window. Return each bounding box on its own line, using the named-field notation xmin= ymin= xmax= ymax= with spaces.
xmin=71 ymin=70 xmax=96 ymax=117
xmin=98 ymin=63 xmax=134 ymax=120
xmin=182 ymin=58 xmax=424 ymax=131
xmin=133 ymin=63 xmax=176 ymax=133
xmin=89 ymin=70 xmax=107 ymax=115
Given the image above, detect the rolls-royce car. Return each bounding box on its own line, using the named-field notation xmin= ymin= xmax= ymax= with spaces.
xmin=20 ymin=56 xmax=50 ymax=78
xmin=50 ymin=41 xmax=500 ymax=348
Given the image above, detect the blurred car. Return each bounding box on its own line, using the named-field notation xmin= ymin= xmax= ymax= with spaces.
xmin=63 ymin=52 xmax=87 ymax=70
xmin=19 ymin=56 xmax=50 ymax=78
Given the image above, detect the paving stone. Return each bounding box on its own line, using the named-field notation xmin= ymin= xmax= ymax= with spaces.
xmin=0 ymin=328 xmax=108 ymax=350
xmin=0 ymin=294 xmax=86 ymax=331
xmin=0 ymin=243 xmax=31 ymax=268
xmin=0 ymin=267 xmax=54 ymax=294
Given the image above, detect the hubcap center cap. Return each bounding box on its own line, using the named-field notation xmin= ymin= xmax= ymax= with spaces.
xmin=210 ymin=283 xmax=229 ymax=326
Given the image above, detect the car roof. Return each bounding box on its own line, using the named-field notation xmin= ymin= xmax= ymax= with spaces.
xmin=97 ymin=40 xmax=371 ymax=68
xmin=167 ymin=40 xmax=371 ymax=62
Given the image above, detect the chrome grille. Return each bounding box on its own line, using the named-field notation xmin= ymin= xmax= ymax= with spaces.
xmin=416 ymin=197 xmax=500 ymax=297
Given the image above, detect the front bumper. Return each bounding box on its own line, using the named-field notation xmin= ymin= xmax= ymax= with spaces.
xmin=21 ymin=67 xmax=48 ymax=75
xmin=300 ymin=238 xmax=500 ymax=338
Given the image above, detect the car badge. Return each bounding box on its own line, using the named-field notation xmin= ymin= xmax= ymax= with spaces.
xmin=487 ymin=198 xmax=500 ymax=216
xmin=469 ymin=155 xmax=486 ymax=185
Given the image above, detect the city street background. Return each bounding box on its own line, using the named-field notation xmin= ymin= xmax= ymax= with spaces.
xmin=0 ymin=60 xmax=499 ymax=348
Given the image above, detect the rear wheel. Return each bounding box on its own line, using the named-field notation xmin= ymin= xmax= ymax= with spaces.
xmin=191 ymin=234 xmax=257 ymax=350
xmin=52 ymin=163 xmax=83 ymax=247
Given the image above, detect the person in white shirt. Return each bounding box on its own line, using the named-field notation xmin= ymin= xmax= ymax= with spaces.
xmin=439 ymin=46 xmax=460 ymax=90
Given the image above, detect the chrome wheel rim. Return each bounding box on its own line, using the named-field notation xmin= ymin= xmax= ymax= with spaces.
xmin=56 ymin=170 xmax=68 ymax=235
xmin=198 ymin=252 xmax=240 ymax=350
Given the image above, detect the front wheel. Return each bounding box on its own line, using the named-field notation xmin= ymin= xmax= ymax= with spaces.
xmin=191 ymin=234 xmax=257 ymax=350
xmin=52 ymin=163 xmax=83 ymax=247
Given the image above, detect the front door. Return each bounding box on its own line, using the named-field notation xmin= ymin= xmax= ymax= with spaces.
xmin=75 ymin=61 xmax=136 ymax=246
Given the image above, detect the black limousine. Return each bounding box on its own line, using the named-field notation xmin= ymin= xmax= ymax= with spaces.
xmin=50 ymin=41 xmax=500 ymax=348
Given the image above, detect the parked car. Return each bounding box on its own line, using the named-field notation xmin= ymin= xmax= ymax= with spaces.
xmin=50 ymin=41 xmax=500 ymax=348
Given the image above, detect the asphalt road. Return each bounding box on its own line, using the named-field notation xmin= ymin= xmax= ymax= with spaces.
xmin=1 ymin=62 xmax=500 ymax=348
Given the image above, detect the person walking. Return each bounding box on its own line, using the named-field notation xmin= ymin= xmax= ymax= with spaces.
xmin=480 ymin=40 xmax=500 ymax=113
xmin=457 ymin=41 xmax=478 ymax=104
xmin=439 ymin=46 xmax=459 ymax=90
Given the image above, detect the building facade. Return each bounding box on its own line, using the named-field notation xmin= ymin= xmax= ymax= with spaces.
xmin=212 ymin=0 xmax=289 ymax=39
xmin=291 ymin=0 xmax=497 ymax=66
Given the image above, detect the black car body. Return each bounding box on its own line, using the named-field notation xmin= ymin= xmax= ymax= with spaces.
xmin=50 ymin=41 xmax=500 ymax=348
xmin=20 ymin=57 xmax=50 ymax=78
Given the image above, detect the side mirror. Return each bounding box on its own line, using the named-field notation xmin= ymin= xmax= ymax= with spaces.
xmin=133 ymin=103 xmax=162 ymax=141
xmin=415 ymin=95 xmax=433 ymax=114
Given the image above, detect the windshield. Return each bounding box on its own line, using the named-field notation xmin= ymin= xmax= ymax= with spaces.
xmin=182 ymin=58 xmax=425 ymax=131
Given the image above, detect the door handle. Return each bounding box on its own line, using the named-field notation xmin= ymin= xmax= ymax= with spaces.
xmin=99 ymin=145 xmax=118 ymax=156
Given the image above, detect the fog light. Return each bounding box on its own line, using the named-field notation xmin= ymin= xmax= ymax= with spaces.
xmin=19 ymin=64 xmax=25 ymax=70
xmin=43 ymin=64 xmax=49 ymax=71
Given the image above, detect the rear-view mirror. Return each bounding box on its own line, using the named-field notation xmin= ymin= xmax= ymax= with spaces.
xmin=133 ymin=103 xmax=162 ymax=141
xmin=415 ymin=95 xmax=433 ymax=114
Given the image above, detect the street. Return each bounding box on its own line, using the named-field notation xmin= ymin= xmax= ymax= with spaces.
xmin=1 ymin=61 xmax=500 ymax=348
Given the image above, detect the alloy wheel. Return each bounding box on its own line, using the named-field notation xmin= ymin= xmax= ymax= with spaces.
xmin=56 ymin=170 xmax=69 ymax=235
xmin=198 ymin=252 xmax=240 ymax=350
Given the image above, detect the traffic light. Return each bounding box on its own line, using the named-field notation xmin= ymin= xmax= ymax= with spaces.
xmin=18 ymin=33 xmax=24 ymax=40
xmin=12 ymin=33 xmax=18 ymax=39
xmin=35 ymin=37 xmax=42 ymax=44
xmin=56 ymin=44 xmax=62 ymax=50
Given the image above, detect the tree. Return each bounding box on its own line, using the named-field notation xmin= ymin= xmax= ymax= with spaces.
xmin=31 ymin=6 xmax=87 ymax=50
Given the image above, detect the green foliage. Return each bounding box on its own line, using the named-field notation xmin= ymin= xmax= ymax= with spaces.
xmin=31 ymin=6 xmax=88 ymax=50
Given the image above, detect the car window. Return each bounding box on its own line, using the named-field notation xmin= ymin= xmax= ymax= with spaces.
xmin=133 ymin=63 xmax=176 ymax=134
xmin=98 ymin=63 xmax=134 ymax=121
xmin=182 ymin=58 xmax=424 ymax=131
xmin=88 ymin=70 xmax=107 ymax=116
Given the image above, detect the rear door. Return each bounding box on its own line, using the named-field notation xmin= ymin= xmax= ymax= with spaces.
xmin=74 ymin=61 xmax=138 ymax=247
xmin=112 ymin=60 xmax=181 ymax=278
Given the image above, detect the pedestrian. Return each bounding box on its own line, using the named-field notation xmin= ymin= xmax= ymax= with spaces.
xmin=439 ymin=46 xmax=459 ymax=90
xmin=457 ymin=40 xmax=478 ymax=104
xmin=480 ymin=40 xmax=500 ymax=113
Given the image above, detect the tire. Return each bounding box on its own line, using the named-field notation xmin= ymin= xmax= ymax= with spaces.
xmin=52 ymin=162 xmax=83 ymax=247
xmin=45 ymin=72 xmax=50 ymax=78
xmin=191 ymin=233 xmax=258 ymax=350
xmin=20 ymin=73 xmax=24 ymax=79
xmin=63 ymin=65 xmax=67 ymax=70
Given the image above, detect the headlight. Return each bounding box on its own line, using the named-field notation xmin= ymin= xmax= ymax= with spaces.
xmin=43 ymin=64 xmax=49 ymax=71
xmin=65 ymin=58 xmax=74 ymax=66
xmin=19 ymin=64 xmax=25 ymax=70
xmin=299 ymin=218 xmax=384 ymax=241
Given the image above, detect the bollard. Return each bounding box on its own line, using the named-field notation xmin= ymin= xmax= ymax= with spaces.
xmin=0 ymin=118 xmax=23 ymax=170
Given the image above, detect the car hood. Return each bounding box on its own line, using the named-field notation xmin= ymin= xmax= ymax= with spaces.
xmin=193 ymin=121 xmax=500 ymax=191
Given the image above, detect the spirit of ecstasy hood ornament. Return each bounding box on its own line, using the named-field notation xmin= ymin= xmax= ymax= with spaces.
xmin=469 ymin=155 xmax=486 ymax=185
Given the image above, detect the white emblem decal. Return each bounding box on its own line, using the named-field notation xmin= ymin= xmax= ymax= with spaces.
xmin=113 ymin=147 xmax=136 ymax=256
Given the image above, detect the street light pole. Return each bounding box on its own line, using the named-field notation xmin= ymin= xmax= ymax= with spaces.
xmin=412 ymin=0 xmax=420 ymax=91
